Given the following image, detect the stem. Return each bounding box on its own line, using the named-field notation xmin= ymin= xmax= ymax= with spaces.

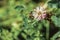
xmin=46 ymin=26 xmax=49 ymax=40
xmin=46 ymin=21 xmax=49 ymax=40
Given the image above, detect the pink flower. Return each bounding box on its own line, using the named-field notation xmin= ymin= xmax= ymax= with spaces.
xmin=32 ymin=6 xmax=47 ymax=20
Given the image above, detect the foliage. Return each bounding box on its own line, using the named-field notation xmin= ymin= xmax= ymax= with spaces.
xmin=0 ymin=0 xmax=60 ymax=40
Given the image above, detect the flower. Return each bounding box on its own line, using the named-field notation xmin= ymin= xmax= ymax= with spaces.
xmin=32 ymin=6 xmax=47 ymax=20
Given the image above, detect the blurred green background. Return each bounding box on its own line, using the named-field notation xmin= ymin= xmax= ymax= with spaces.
xmin=0 ymin=0 xmax=60 ymax=40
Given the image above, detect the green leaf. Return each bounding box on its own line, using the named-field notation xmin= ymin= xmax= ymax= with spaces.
xmin=51 ymin=16 xmax=60 ymax=27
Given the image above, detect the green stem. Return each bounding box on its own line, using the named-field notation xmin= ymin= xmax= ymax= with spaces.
xmin=45 ymin=21 xmax=49 ymax=40
xmin=46 ymin=26 xmax=49 ymax=40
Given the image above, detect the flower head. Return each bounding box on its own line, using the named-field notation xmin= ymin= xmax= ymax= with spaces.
xmin=32 ymin=6 xmax=47 ymax=20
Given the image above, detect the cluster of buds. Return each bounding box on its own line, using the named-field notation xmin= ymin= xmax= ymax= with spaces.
xmin=30 ymin=6 xmax=47 ymax=21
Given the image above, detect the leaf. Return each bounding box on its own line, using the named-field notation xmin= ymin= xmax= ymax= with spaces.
xmin=51 ymin=16 xmax=60 ymax=27
xmin=15 ymin=5 xmax=25 ymax=12
xmin=50 ymin=31 xmax=60 ymax=40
